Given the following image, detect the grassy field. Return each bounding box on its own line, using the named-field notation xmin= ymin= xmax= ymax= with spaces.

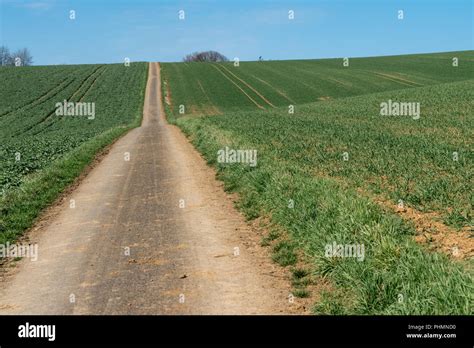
xmin=163 ymin=51 xmax=474 ymax=314
xmin=0 ymin=63 xmax=148 ymax=244
xmin=161 ymin=51 xmax=474 ymax=117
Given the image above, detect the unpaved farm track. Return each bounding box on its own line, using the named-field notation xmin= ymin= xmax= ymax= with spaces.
xmin=0 ymin=63 xmax=298 ymax=314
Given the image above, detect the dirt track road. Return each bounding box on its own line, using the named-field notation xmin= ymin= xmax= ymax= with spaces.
xmin=0 ymin=63 xmax=297 ymax=314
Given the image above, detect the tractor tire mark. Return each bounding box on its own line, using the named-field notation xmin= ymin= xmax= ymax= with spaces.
xmin=31 ymin=66 xmax=108 ymax=136
xmin=259 ymin=64 xmax=322 ymax=97
xmin=219 ymin=65 xmax=275 ymax=107
xmin=211 ymin=65 xmax=265 ymax=110
xmin=70 ymin=66 xmax=107 ymax=101
xmin=289 ymin=66 xmax=358 ymax=93
xmin=78 ymin=66 xmax=108 ymax=102
xmin=326 ymin=77 xmax=353 ymax=88
xmin=13 ymin=66 xmax=105 ymax=137
xmin=372 ymin=72 xmax=423 ymax=87
xmin=0 ymin=77 xmax=72 ymax=118
xmin=196 ymin=79 xmax=221 ymax=115
xmin=251 ymin=76 xmax=296 ymax=104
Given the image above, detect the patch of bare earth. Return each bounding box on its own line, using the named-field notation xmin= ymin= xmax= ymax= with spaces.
xmin=310 ymin=168 xmax=472 ymax=260
xmin=310 ymin=170 xmax=472 ymax=260
xmin=367 ymin=192 xmax=473 ymax=260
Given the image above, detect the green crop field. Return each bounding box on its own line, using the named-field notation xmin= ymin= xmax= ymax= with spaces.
xmin=163 ymin=51 xmax=474 ymax=314
xmin=161 ymin=51 xmax=474 ymax=117
xmin=0 ymin=63 xmax=148 ymax=244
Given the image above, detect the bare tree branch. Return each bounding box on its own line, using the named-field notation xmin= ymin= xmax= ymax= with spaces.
xmin=183 ymin=50 xmax=228 ymax=62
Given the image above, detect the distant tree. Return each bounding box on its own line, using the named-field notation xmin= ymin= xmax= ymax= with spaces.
xmin=0 ymin=46 xmax=12 ymax=66
xmin=12 ymin=48 xmax=33 ymax=66
xmin=0 ymin=46 xmax=33 ymax=66
xmin=183 ymin=50 xmax=228 ymax=62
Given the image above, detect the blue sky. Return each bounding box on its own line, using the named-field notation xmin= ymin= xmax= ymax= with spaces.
xmin=0 ymin=0 xmax=472 ymax=65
